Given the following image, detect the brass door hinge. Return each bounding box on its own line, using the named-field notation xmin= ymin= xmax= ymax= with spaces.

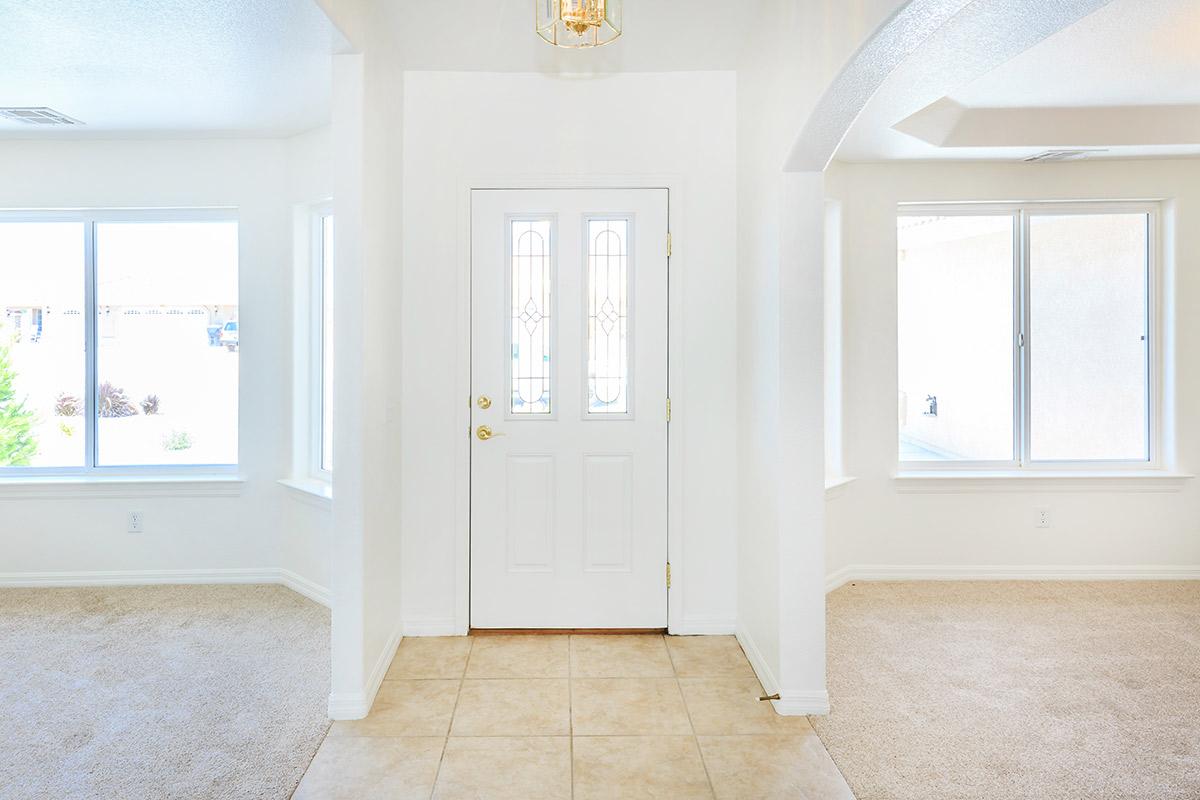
xmin=666 ymin=397 xmax=672 ymax=423
xmin=667 ymin=232 xmax=673 ymax=259
xmin=666 ymin=562 xmax=672 ymax=589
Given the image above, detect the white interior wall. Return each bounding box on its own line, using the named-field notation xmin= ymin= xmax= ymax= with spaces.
xmin=399 ymin=70 xmax=740 ymax=635
xmin=735 ymin=0 xmax=907 ymax=713
xmin=826 ymin=158 xmax=1200 ymax=582
xmin=0 ymin=139 xmax=300 ymax=586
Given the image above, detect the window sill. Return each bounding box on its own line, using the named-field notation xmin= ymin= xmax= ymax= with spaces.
xmin=279 ymin=478 xmax=333 ymax=507
xmin=0 ymin=474 xmax=244 ymax=499
xmin=894 ymin=470 xmax=1193 ymax=494
xmin=825 ymin=476 xmax=857 ymax=500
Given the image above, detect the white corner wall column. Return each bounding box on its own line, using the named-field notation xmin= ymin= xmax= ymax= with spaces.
xmin=327 ymin=39 xmax=408 ymax=719
xmin=735 ymin=170 xmax=828 ymax=716
xmin=775 ymin=170 xmax=828 ymax=714
xmin=327 ymin=51 xmax=371 ymax=719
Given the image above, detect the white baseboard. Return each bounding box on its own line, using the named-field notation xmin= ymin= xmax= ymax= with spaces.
xmin=326 ymin=692 xmax=368 ymax=720
xmin=826 ymin=564 xmax=1200 ymax=592
xmin=825 ymin=565 xmax=856 ymax=593
xmin=277 ymin=569 xmax=332 ymax=607
xmin=328 ymin=624 xmax=404 ymax=720
xmin=735 ymin=623 xmax=779 ymax=695
xmin=401 ymin=617 xmax=461 ymax=637
xmin=671 ymin=616 xmax=737 ymax=636
xmin=735 ymin=623 xmax=829 ymax=716
xmin=774 ymin=690 xmax=830 ymax=716
xmin=0 ymin=567 xmax=332 ymax=608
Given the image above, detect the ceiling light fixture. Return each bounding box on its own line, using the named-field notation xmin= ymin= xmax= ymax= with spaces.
xmin=536 ymin=0 xmax=622 ymax=48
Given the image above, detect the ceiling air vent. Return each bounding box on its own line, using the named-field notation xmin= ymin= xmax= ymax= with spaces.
xmin=0 ymin=107 xmax=84 ymax=126
xmin=1024 ymin=149 xmax=1107 ymax=163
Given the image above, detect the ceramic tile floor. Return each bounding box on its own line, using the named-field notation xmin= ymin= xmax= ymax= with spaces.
xmin=293 ymin=634 xmax=855 ymax=800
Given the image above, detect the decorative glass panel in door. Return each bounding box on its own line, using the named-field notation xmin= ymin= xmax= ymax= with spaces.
xmin=586 ymin=218 xmax=630 ymax=415
xmin=509 ymin=219 xmax=553 ymax=415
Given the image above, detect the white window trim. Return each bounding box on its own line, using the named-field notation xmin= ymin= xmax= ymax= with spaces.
xmin=893 ymin=470 xmax=1192 ymax=493
xmin=0 ymin=474 xmax=244 ymax=499
xmin=311 ymin=203 xmax=333 ymax=481
xmin=282 ymin=201 xmax=333 ymax=495
xmin=897 ymin=200 xmax=1164 ymax=474
xmin=0 ymin=208 xmax=239 ymax=480
xmin=277 ymin=476 xmax=332 ymax=507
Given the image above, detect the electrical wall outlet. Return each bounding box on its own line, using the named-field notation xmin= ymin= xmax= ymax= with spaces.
xmin=1035 ymin=507 xmax=1052 ymax=529
xmin=128 ymin=511 xmax=145 ymax=533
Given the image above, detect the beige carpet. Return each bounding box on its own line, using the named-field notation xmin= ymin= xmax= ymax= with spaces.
xmin=811 ymin=581 xmax=1200 ymax=800
xmin=0 ymin=584 xmax=330 ymax=800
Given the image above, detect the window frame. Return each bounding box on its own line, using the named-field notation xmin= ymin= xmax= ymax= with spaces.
xmin=311 ymin=204 xmax=333 ymax=479
xmin=897 ymin=200 xmax=1160 ymax=473
xmin=0 ymin=207 xmax=240 ymax=478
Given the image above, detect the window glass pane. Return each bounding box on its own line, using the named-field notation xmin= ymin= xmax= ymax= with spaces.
xmin=0 ymin=222 xmax=85 ymax=467
xmin=321 ymin=214 xmax=334 ymax=472
xmin=95 ymin=221 xmax=238 ymax=466
xmin=587 ymin=219 xmax=629 ymax=415
xmin=898 ymin=215 xmax=1014 ymax=461
xmin=510 ymin=219 xmax=552 ymax=415
xmin=1029 ymin=213 xmax=1148 ymax=461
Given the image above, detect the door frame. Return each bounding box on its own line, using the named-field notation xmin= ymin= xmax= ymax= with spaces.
xmin=454 ymin=175 xmax=685 ymax=634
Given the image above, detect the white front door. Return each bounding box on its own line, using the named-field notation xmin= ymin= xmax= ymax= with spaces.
xmin=470 ymin=188 xmax=669 ymax=629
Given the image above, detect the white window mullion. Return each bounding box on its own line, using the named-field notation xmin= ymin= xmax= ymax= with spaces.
xmin=1018 ymin=209 xmax=1032 ymax=469
xmin=84 ymin=219 xmax=98 ymax=471
xmin=310 ymin=207 xmax=333 ymax=478
xmin=1143 ymin=210 xmax=1155 ymax=465
xmin=310 ymin=212 xmax=324 ymax=478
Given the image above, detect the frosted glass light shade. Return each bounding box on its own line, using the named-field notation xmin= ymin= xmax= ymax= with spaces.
xmin=536 ymin=0 xmax=622 ymax=48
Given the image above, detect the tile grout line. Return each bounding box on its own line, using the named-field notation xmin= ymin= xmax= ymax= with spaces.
xmin=669 ymin=635 xmax=720 ymax=799
xmin=427 ymin=637 xmax=473 ymax=800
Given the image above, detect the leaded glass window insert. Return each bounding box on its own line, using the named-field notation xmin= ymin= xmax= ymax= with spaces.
xmin=586 ymin=218 xmax=630 ymax=415
xmin=510 ymin=219 xmax=553 ymax=415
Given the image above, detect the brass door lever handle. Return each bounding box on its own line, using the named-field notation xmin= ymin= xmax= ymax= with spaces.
xmin=476 ymin=425 xmax=506 ymax=441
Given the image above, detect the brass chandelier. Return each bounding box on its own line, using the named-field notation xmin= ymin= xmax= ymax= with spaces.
xmin=536 ymin=0 xmax=622 ymax=49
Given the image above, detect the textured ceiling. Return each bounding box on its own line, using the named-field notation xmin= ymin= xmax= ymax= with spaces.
xmin=832 ymin=0 xmax=1117 ymax=162
xmin=0 ymin=0 xmax=343 ymax=137
xmin=836 ymin=0 xmax=1200 ymax=161
xmin=953 ymin=0 xmax=1200 ymax=109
